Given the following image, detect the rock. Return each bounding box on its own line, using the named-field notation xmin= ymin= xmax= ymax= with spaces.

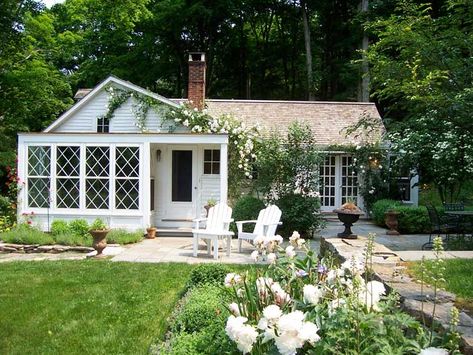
xmin=0 ymin=246 xmax=17 ymax=252
xmin=69 ymin=246 xmax=94 ymax=253
xmin=388 ymin=280 xmax=455 ymax=303
xmin=37 ymin=246 xmax=54 ymax=252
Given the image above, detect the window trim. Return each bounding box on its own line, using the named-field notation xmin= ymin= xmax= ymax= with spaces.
xmin=26 ymin=145 xmax=51 ymax=208
xmin=203 ymin=149 xmax=220 ymax=175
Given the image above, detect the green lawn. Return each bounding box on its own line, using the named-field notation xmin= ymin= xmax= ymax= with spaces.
xmin=0 ymin=260 xmax=195 ymax=355
xmin=410 ymin=258 xmax=473 ymax=312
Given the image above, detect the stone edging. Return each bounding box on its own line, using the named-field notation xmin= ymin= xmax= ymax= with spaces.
xmin=0 ymin=242 xmax=93 ymax=254
xmin=321 ymin=236 xmax=473 ymax=354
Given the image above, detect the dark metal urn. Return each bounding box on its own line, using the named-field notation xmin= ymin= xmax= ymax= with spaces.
xmin=333 ymin=209 xmax=364 ymax=239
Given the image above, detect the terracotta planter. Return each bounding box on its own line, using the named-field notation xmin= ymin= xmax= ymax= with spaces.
xmin=384 ymin=210 xmax=400 ymax=235
xmin=333 ymin=208 xmax=364 ymax=239
xmin=146 ymin=227 xmax=157 ymax=239
xmin=89 ymin=229 xmax=110 ymax=257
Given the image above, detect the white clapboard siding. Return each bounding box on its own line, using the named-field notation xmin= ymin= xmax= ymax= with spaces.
xmin=54 ymin=83 xmax=173 ymax=133
xmin=200 ymin=175 xmax=221 ymax=215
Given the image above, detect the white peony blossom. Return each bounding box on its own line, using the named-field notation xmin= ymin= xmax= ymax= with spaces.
xmin=419 ymin=348 xmax=449 ymax=355
xmin=225 ymin=316 xmax=258 ymax=354
xmin=250 ymin=250 xmax=259 ymax=262
xmin=262 ymin=304 xmax=282 ymax=323
xmin=267 ymin=253 xmax=277 ymax=264
xmin=229 ymin=302 xmax=240 ymax=316
xmin=303 ymin=284 xmax=324 ymax=305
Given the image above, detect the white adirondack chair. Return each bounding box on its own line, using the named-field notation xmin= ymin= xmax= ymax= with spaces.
xmin=236 ymin=205 xmax=282 ymax=252
xmin=192 ymin=203 xmax=234 ymax=259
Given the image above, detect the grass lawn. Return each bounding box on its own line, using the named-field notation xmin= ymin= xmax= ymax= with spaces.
xmin=0 ymin=260 xmax=195 ymax=355
xmin=409 ymin=258 xmax=473 ymax=313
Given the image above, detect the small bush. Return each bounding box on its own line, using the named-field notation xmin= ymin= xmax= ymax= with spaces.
xmin=107 ymin=229 xmax=143 ymax=244
xmin=172 ymin=285 xmax=228 ymax=334
xmin=51 ymin=220 xmax=70 ymax=236
xmin=186 ymin=263 xmax=231 ymax=289
xmin=69 ymin=219 xmax=90 ymax=238
xmin=0 ymin=224 xmax=54 ymax=245
xmin=54 ymin=233 xmax=92 ymax=247
xmin=90 ymin=218 xmax=107 ymax=230
xmin=276 ymin=194 xmax=321 ymax=237
xmin=231 ymin=195 xmax=265 ymax=233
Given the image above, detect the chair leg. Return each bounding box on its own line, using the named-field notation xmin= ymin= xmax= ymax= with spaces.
xmin=227 ymin=236 xmax=231 ymax=256
xmin=193 ymin=236 xmax=198 ymax=257
xmin=206 ymin=240 xmax=211 ymax=255
xmin=214 ymin=238 xmax=219 ymax=259
xmin=238 ymin=239 xmax=242 ymax=253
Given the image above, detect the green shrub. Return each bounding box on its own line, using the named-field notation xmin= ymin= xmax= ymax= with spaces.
xmin=371 ymin=199 xmax=401 ymax=225
xmin=53 ymin=233 xmax=92 ymax=247
xmin=0 ymin=224 xmax=54 ymax=245
xmin=172 ymin=285 xmax=228 ymax=333
xmin=51 ymin=220 xmax=70 ymax=236
xmin=107 ymin=229 xmax=143 ymax=244
xmin=276 ymin=194 xmax=321 ymax=237
xmin=371 ymin=199 xmax=430 ymax=233
xmin=231 ymin=195 xmax=265 ymax=233
xmin=90 ymin=218 xmax=107 ymax=230
xmin=186 ymin=263 xmax=231 ymax=289
xmin=69 ymin=219 xmax=90 ymax=238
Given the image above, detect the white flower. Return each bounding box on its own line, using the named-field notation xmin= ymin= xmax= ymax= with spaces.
xmin=262 ymin=304 xmax=282 ymax=323
xmin=225 ymin=273 xmax=242 ymax=288
xmin=225 ymin=316 xmax=258 ymax=354
xmin=229 ymin=302 xmax=240 ymax=316
xmin=359 ymin=280 xmax=386 ymax=311
xmin=277 ymin=310 xmax=305 ymax=333
xmin=299 ymin=321 xmax=320 ymax=344
xmin=303 ymin=284 xmax=324 ymax=305
xmin=419 ymin=348 xmax=449 ymax=355
xmin=271 ymin=282 xmax=291 ymax=305
xmin=285 ymin=245 xmax=296 ymax=258
xmin=267 ymin=253 xmax=277 ymax=264
xmin=250 ymin=250 xmax=259 ymax=262
xmin=275 ymin=331 xmax=305 ymax=355
xmin=289 ymin=231 xmax=305 ymax=248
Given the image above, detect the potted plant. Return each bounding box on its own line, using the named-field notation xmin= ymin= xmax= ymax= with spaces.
xmin=89 ymin=218 xmax=110 ymax=257
xmin=204 ymin=198 xmax=217 ymax=217
xmin=333 ymin=199 xmax=364 ymax=239
xmin=146 ymin=225 xmax=157 ymax=239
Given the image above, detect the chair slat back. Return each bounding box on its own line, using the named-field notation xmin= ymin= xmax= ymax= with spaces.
xmin=206 ymin=203 xmax=232 ymax=231
xmin=253 ymin=205 xmax=282 ymax=237
xmin=443 ymin=203 xmax=464 ymax=211
xmin=426 ymin=204 xmax=440 ymax=229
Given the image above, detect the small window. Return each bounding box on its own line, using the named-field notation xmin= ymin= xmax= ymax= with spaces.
xmin=203 ymin=149 xmax=220 ymax=175
xmin=97 ymin=117 xmax=109 ymax=133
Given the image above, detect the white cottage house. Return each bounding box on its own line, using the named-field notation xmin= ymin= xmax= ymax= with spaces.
xmin=17 ymin=52 xmax=417 ymax=233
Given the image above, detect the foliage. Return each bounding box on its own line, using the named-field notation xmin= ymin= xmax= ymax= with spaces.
xmin=89 ymin=218 xmax=108 ymax=231
xmin=371 ymin=199 xmax=402 ymax=225
xmin=186 ymin=263 xmax=231 ymax=290
xmin=106 ymin=229 xmax=143 ymax=245
xmin=366 ymin=0 xmax=473 ymax=203
xmin=51 ymin=219 xmax=70 ymax=236
xmin=0 ymin=261 xmax=194 ymax=354
xmin=0 ymin=224 xmax=54 ymax=245
xmin=223 ymin=232 xmax=459 ymax=354
xmin=0 ymin=215 xmax=15 ymax=233
xmin=53 ymin=233 xmax=92 ymax=247
xmin=275 ymin=194 xmax=321 ymax=237
xmin=69 ymin=219 xmax=90 ymax=238
xmin=231 ymin=195 xmax=265 ymax=233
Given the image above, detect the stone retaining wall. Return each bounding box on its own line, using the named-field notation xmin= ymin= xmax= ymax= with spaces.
xmin=0 ymin=243 xmax=93 ymax=254
xmin=321 ymin=236 xmax=473 ymax=354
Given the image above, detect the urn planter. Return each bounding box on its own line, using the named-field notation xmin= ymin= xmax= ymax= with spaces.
xmin=333 ymin=208 xmax=364 ymax=239
xmin=384 ymin=210 xmax=400 ymax=235
xmin=146 ymin=227 xmax=157 ymax=239
xmin=89 ymin=229 xmax=110 ymax=257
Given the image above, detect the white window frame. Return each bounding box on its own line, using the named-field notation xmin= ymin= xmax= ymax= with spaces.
xmin=26 ymin=145 xmax=51 ymax=209
xmin=203 ymin=149 xmax=220 ymax=175
xmin=55 ymin=144 xmax=81 ymax=210
xmin=85 ymin=145 xmax=111 ymax=209
xmin=114 ymin=145 xmax=141 ymax=210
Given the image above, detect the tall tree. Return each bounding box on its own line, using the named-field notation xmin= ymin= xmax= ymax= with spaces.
xmin=301 ymin=0 xmax=315 ymax=100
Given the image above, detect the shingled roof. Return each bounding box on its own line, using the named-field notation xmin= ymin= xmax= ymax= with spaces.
xmin=204 ymin=99 xmax=384 ymax=146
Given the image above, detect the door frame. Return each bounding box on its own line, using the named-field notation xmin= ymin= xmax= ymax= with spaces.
xmin=164 ymin=145 xmax=198 ymax=220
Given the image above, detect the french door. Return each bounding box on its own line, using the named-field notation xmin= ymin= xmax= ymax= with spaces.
xmin=319 ymin=155 xmax=358 ymax=212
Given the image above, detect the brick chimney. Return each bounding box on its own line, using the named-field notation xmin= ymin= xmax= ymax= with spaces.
xmin=188 ymin=52 xmax=206 ymax=110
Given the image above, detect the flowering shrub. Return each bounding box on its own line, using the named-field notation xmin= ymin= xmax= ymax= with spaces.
xmin=223 ymin=232 xmax=459 ymax=354
xmin=166 ymin=103 xmax=260 ymax=180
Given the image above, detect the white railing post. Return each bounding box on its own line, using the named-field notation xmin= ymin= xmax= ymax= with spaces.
xmin=220 ymin=142 xmax=228 ymax=205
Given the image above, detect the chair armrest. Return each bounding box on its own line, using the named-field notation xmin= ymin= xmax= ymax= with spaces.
xmin=235 ymin=220 xmax=257 ymax=234
xmin=262 ymin=222 xmax=283 ymax=226
xmin=193 ymin=218 xmax=207 ymax=230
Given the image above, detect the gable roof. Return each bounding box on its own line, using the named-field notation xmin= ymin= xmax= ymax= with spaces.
xmin=44 ymin=76 xmax=179 ymax=132
xmin=204 ymin=99 xmax=384 ymax=146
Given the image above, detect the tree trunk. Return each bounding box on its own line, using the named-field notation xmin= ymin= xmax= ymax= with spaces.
xmin=359 ymin=0 xmax=370 ymax=102
xmin=301 ymin=0 xmax=315 ymax=100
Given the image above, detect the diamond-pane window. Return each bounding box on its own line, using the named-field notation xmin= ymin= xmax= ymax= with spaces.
xmin=115 ymin=146 xmax=139 ymax=210
xmin=86 ymin=146 xmax=110 ymax=209
xmin=27 ymin=146 xmax=50 ymax=208
xmin=56 ymin=146 xmax=80 ymax=208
